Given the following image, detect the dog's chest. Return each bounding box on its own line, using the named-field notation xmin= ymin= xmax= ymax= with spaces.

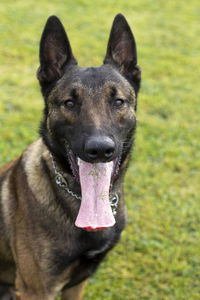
xmin=50 ymin=227 xmax=119 ymax=275
xmin=50 ymin=228 xmax=120 ymax=289
xmin=82 ymin=227 xmax=119 ymax=255
xmin=85 ymin=242 xmax=111 ymax=258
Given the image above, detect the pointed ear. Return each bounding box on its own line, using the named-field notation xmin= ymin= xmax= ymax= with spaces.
xmin=37 ymin=16 xmax=77 ymax=83
xmin=104 ymin=14 xmax=141 ymax=90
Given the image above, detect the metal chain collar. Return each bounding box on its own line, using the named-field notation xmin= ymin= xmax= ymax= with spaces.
xmin=50 ymin=153 xmax=119 ymax=216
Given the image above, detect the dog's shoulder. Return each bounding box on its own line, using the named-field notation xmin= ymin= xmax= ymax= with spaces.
xmin=22 ymin=138 xmax=50 ymax=173
xmin=0 ymin=157 xmax=19 ymax=180
xmin=0 ymin=138 xmax=52 ymax=210
xmin=0 ymin=138 xmax=48 ymax=179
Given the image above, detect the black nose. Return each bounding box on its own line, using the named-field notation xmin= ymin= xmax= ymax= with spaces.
xmin=84 ymin=136 xmax=115 ymax=161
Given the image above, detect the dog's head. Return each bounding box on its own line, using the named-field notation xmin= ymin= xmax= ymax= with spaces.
xmin=37 ymin=14 xmax=141 ymax=230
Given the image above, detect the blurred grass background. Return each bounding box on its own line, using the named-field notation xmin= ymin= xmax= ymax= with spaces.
xmin=0 ymin=0 xmax=200 ymax=299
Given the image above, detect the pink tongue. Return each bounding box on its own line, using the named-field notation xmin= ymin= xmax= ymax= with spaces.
xmin=75 ymin=159 xmax=115 ymax=231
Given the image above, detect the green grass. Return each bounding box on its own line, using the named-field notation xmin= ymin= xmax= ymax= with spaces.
xmin=0 ymin=0 xmax=200 ymax=299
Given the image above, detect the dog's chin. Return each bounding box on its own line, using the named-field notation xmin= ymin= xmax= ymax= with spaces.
xmin=67 ymin=149 xmax=121 ymax=185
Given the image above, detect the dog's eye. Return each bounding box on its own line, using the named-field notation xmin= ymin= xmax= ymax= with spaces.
xmin=64 ymin=99 xmax=75 ymax=109
xmin=114 ymin=99 xmax=125 ymax=108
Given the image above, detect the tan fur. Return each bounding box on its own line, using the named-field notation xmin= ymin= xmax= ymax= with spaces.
xmin=61 ymin=280 xmax=88 ymax=300
xmin=23 ymin=139 xmax=54 ymax=206
xmin=1 ymin=173 xmax=12 ymax=231
xmin=15 ymin=280 xmax=87 ymax=300
xmin=0 ymin=157 xmax=18 ymax=177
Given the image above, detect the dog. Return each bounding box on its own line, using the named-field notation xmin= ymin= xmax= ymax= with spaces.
xmin=0 ymin=14 xmax=141 ymax=300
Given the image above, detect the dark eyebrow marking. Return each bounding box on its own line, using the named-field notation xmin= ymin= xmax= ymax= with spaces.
xmin=70 ymin=88 xmax=78 ymax=99
xmin=110 ymin=86 xmax=117 ymax=97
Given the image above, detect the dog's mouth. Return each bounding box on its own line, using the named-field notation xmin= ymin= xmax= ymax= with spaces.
xmin=67 ymin=149 xmax=120 ymax=185
xmin=67 ymin=149 xmax=120 ymax=232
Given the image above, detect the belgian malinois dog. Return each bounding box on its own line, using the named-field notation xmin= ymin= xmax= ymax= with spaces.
xmin=0 ymin=14 xmax=141 ymax=300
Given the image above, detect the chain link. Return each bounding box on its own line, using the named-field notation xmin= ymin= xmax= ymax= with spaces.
xmin=50 ymin=153 xmax=82 ymax=201
xmin=109 ymin=193 xmax=119 ymax=216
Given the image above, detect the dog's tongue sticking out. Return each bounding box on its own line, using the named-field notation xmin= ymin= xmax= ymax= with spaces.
xmin=75 ymin=160 xmax=115 ymax=231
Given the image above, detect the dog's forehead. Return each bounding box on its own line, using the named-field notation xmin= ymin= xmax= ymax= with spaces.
xmin=77 ymin=66 xmax=121 ymax=86
xmin=58 ymin=65 xmax=133 ymax=97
